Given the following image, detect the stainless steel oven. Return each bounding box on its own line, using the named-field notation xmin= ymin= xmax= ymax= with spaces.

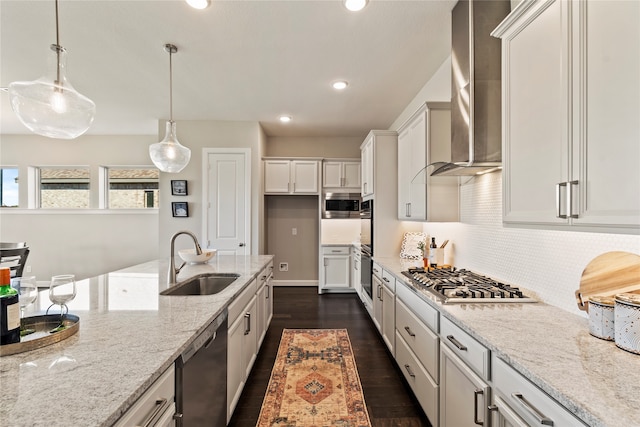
xmin=360 ymin=200 xmax=373 ymax=299
xmin=322 ymin=192 xmax=361 ymax=219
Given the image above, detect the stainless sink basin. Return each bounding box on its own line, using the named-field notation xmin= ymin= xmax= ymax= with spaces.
xmin=161 ymin=273 xmax=240 ymax=296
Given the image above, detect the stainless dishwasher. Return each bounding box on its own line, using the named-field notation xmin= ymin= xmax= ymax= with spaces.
xmin=175 ymin=309 xmax=228 ymax=426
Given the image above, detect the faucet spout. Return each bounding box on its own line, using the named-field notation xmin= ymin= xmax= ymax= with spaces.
xmin=168 ymin=230 xmax=203 ymax=285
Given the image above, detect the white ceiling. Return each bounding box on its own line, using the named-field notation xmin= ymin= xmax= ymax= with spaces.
xmin=0 ymin=0 xmax=455 ymax=138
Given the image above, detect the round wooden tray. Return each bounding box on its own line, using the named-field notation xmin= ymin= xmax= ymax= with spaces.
xmin=0 ymin=314 xmax=79 ymax=356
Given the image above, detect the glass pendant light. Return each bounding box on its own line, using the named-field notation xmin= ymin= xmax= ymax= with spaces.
xmin=8 ymin=0 xmax=96 ymax=139
xmin=149 ymin=44 xmax=191 ymax=173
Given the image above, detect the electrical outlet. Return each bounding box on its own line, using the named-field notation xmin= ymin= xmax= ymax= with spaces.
xmin=292 ymin=228 xmax=297 ymax=235
xmin=279 ymin=262 xmax=289 ymax=272
xmin=25 ymin=266 xmax=32 ymax=273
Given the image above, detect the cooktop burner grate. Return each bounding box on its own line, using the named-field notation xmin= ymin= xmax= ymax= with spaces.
xmin=401 ymin=267 xmax=535 ymax=303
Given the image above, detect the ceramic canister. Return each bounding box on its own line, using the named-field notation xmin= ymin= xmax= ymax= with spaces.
xmin=588 ymin=296 xmax=615 ymax=341
xmin=614 ymin=293 xmax=640 ymax=355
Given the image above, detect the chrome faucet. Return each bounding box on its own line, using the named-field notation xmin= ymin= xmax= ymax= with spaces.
xmin=168 ymin=230 xmax=203 ymax=285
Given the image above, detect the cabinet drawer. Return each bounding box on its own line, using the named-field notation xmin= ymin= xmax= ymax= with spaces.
xmin=372 ymin=262 xmax=383 ymax=279
xmin=396 ymin=298 xmax=439 ymax=381
xmin=395 ymin=331 xmax=439 ymax=426
xmin=396 ymin=280 xmax=439 ymax=333
xmin=228 ymin=278 xmax=257 ymax=323
xmin=381 ymin=270 xmax=395 ymax=292
xmin=322 ymin=246 xmax=350 ymax=255
xmin=114 ymin=365 xmax=175 ymax=427
xmin=440 ymin=316 xmax=490 ymax=380
xmin=493 ymin=356 xmax=588 ymax=427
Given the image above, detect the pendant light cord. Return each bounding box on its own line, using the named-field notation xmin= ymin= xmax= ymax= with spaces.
xmin=54 ymin=0 xmax=62 ymax=86
xmin=169 ymin=47 xmax=173 ymax=122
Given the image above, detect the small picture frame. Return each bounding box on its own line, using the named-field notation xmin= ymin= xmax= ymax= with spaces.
xmin=171 ymin=180 xmax=188 ymax=196
xmin=172 ymin=202 xmax=189 ymax=218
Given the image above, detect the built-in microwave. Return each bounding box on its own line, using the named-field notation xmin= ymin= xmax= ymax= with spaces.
xmin=322 ymin=192 xmax=361 ymax=219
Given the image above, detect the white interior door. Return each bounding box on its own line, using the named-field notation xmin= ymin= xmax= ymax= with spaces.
xmin=203 ymin=149 xmax=251 ymax=255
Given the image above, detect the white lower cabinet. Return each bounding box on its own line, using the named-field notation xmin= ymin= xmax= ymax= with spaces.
xmin=395 ymin=282 xmax=439 ymax=426
xmin=319 ymin=246 xmax=351 ymax=292
xmin=440 ymin=344 xmax=490 ymax=427
xmin=491 ymin=356 xmax=588 ymax=427
xmin=372 ymin=274 xmax=383 ymax=333
xmin=351 ymin=246 xmax=361 ymax=297
xmin=371 ymin=264 xmax=396 ymax=355
xmin=114 ymin=365 xmax=176 ymax=427
xmin=440 ymin=316 xmax=491 ymax=427
xmin=227 ymin=279 xmax=258 ymax=423
xmin=256 ymin=262 xmax=274 ymax=349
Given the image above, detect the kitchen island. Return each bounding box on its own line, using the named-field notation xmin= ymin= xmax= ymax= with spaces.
xmin=374 ymin=256 xmax=640 ymax=427
xmin=0 ymin=255 xmax=273 ymax=427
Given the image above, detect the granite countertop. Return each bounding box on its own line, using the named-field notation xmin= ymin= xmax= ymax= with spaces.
xmin=0 ymin=255 xmax=273 ymax=427
xmin=374 ymin=256 xmax=640 ymax=427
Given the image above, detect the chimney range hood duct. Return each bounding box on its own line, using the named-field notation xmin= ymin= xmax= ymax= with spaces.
xmin=432 ymin=0 xmax=510 ymax=176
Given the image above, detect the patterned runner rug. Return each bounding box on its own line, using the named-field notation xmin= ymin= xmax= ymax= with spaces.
xmin=256 ymin=329 xmax=372 ymax=427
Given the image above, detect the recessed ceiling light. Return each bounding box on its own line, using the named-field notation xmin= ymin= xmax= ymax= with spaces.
xmin=332 ymin=81 xmax=348 ymax=90
xmin=344 ymin=0 xmax=368 ymax=12
xmin=279 ymin=115 xmax=292 ymax=123
xmin=186 ymin=0 xmax=211 ymax=10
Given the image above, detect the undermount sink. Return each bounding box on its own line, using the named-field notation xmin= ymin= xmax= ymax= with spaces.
xmin=161 ymin=273 xmax=240 ymax=296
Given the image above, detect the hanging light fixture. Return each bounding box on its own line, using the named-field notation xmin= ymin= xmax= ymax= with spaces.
xmin=149 ymin=44 xmax=191 ymax=173
xmin=8 ymin=0 xmax=96 ymax=139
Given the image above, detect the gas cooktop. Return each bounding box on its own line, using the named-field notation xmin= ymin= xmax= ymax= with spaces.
xmin=401 ymin=267 xmax=536 ymax=304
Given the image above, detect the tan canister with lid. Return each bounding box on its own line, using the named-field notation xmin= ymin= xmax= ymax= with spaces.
xmin=614 ymin=293 xmax=640 ymax=354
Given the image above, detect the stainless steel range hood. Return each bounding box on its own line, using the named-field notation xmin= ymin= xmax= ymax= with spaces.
xmin=432 ymin=0 xmax=510 ymax=176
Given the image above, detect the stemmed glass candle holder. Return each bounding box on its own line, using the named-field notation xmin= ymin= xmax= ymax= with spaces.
xmin=47 ymin=274 xmax=76 ymax=324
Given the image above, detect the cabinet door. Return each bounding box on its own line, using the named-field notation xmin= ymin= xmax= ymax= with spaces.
xmin=291 ymin=161 xmax=318 ymax=193
xmin=361 ymin=137 xmax=374 ymax=197
xmin=381 ymin=283 xmax=395 ymax=354
xmin=227 ymin=313 xmax=245 ymax=419
xmin=398 ymin=109 xmax=426 ymax=220
xmin=499 ymin=0 xmax=571 ymax=225
xmin=322 ymin=161 xmax=343 ymax=188
xmin=264 ymin=160 xmax=291 ymax=193
xmin=490 ymin=395 xmax=528 ymax=427
xmin=322 ymin=255 xmax=351 ymax=289
xmin=571 ymin=0 xmax=640 ymax=229
xmin=265 ymin=268 xmax=273 ymax=327
xmin=342 ymin=162 xmax=361 ymax=189
xmin=351 ymin=249 xmax=361 ymax=296
xmin=372 ymin=275 xmax=383 ymax=332
xmin=256 ymin=273 xmax=268 ymax=349
xmin=242 ymin=296 xmax=258 ymax=379
xmin=440 ymin=344 xmax=490 ymax=427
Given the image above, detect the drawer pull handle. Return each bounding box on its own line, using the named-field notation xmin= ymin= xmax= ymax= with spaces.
xmin=404 ymin=326 xmax=416 ymax=337
xmin=447 ymin=334 xmax=468 ymax=351
xmin=383 ymin=277 xmax=390 ymax=282
xmin=512 ymin=393 xmax=554 ymax=426
xmin=141 ymin=398 xmax=169 ymax=427
xmin=473 ymin=389 xmax=484 ymax=425
xmin=244 ymin=312 xmax=251 ymax=335
xmin=403 ymin=364 xmax=416 ymax=378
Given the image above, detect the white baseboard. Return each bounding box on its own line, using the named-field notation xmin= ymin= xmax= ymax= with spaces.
xmin=272 ymin=280 xmax=318 ymax=287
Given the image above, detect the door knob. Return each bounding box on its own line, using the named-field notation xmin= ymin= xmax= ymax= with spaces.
xmin=239 ymin=243 xmax=245 ymax=247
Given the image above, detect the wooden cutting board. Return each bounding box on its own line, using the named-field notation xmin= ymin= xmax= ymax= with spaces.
xmin=576 ymin=251 xmax=640 ymax=311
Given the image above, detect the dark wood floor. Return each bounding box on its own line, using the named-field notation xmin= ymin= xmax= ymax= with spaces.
xmin=228 ymin=286 xmax=432 ymax=427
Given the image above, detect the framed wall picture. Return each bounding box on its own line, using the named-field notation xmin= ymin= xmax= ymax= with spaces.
xmin=171 ymin=180 xmax=188 ymax=196
xmin=172 ymin=202 xmax=189 ymax=217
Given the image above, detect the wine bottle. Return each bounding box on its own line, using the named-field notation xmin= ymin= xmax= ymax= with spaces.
xmin=1 ymin=267 xmax=20 ymax=345
xmin=429 ymin=237 xmax=437 ymax=268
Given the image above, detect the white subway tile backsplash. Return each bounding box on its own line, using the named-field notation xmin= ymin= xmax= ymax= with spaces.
xmin=423 ymin=171 xmax=640 ymax=316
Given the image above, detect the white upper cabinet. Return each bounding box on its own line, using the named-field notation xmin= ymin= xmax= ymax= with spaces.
xmin=323 ymin=160 xmax=361 ymax=190
xmin=263 ymin=159 xmax=319 ymax=194
xmin=493 ymin=0 xmax=640 ymax=234
xmin=360 ymin=136 xmax=375 ymax=198
xmin=397 ymin=102 xmax=459 ymax=222
xmin=360 ymin=130 xmax=397 ymax=201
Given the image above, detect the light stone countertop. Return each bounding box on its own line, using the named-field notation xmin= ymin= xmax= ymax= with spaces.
xmin=374 ymin=256 xmax=640 ymax=427
xmin=0 ymin=255 xmax=273 ymax=427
